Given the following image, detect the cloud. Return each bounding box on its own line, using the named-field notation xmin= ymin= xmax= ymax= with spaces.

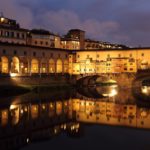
xmin=32 ymin=10 xmax=121 ymax=42
xmin=1 ymin=0 xmax=150 ymax=46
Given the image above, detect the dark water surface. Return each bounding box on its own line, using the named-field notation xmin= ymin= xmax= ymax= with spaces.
xmin=0 ymin=85 xmax=150 ymax=150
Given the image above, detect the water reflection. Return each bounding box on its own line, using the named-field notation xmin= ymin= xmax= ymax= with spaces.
xmin=0 ymin=85 xmax=150 ymax=149
xmin=141 ymin=86 xmax=150 ymax=96
xmin=77 ymin=85 xmax=118 ymax=99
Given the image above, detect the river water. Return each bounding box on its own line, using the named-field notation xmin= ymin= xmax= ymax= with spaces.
xmin=0 ymin=85 xmax=150 ymax=150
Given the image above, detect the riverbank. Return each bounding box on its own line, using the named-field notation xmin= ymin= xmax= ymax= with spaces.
xmin=0 ymin=74 xmax=76 ymax=97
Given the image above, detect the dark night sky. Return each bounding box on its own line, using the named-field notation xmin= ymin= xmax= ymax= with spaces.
xmin=1 ymin=0 xmax=150 ymax=47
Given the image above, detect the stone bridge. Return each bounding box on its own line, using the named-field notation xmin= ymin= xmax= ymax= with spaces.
xmin=76 ymin=71 xmax=150 ymax=88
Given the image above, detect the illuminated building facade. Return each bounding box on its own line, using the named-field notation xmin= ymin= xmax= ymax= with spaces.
xmin=0 ymin=15 xmax=150 ymax=76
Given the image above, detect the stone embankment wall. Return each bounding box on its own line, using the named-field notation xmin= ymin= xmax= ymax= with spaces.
xmin=0 ymin=74 xmax=77 ymax=89
xmin=109 ymin=73 xmax=136 ymax=88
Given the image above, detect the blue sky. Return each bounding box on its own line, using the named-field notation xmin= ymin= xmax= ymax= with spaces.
xmin=1 ymin=0 xmax=150 ymax=47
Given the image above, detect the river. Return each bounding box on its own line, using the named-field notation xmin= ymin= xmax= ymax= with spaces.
xmin=0 ymin=84 xmax=150 ymax=150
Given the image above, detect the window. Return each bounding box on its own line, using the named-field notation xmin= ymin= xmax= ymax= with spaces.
xmin=40 ymin=41 xmax=43 ymax=45
xmin=118 ymin=54 xmax=121 ymax=57
xmin=65 ymin=54 xmax=68 ymax=58
xmin=42 ymin=52 xmax=45 ymax=57
xmin=45 ymin=42 xmax=48 ymax=45
xmin=58 ymin=54 xmax=60 ymax=58
xmin=35 ymin=41 xmax=37 ymax=44
xmin=33 ymin=52 xmax=36 ymax=56
xmin=87 ymin=55 xmax=89 ymax=58
xmin=77 ymin=55 xmax=80 ymax=58
xmin=50 ymin=53 xmax=53 ymax=57
xmin=141 ymin=53 xmax=144 ymax=57
xmin=22 ymin=33 xmax=25 ymax=39
xmin=5 ymin=31 xmax=9 ymax=37
xmin=97 ymin=54 xmax=99 ymax=58
xmin=141 ymin=121 xmax=144 ymax=125
xmin=24 ymin=51 xmax=27 ymax=56
xmin=107 ymin=54 xmax=110 ymax=58
xmin=11 ymin=32 xmax=14 ymax=38
xmin=3 ymin=49 xmax=6 ymax=54
xmin=14 ymin=50 xmax=17 ymax=55
xmin=130 ymin=53 xmax=132 ymax=57
xmin=17 ymin=33 xmax=20 ymax=38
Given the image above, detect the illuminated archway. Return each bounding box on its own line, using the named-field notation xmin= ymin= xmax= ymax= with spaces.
xmin=41 ymin=60 xmax=47 ymax=73
xmin=1 ymin=56 xmax=9 ymax=73
xmin=11 ymin=57 xmax=20 ymax=73
xmin=20 ymin=58 xmax=28 ymax=74
xmin=64 ymin=60 xmax=69 ymax=73
xmin=49 ymin=59 xmax=55 ymax=73
xmin=56 ymin=59 xmax=63 ymax=73
xmin=31 ymin=59 xmax=39 ymax=73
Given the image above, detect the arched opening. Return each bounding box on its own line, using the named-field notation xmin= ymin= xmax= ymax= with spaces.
xmin=1 ymin=56 xmax=9 ymax=73
xmin=20 ymin=58 xmax=28 ymax=74
xmin=31 ymin=59 xmax=39 ymax=73
xmin=11 ymin=57 xmax=20 ymax=73
xmin=49 ymin=59 xmax=55 ymax=73
xmin=64 ymin=60 xmax=69 ymax=73
xmin=41 ymin=60 xmax=47 ymax=73
xmin=56 ymin=59 xmax=63 ymax=73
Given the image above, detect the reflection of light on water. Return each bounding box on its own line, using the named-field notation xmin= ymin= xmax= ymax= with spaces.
xmin=141 ymin=86 xmax=150 ymax=95
xmin=10 ymin=104 xmax=18 ymax=110
xmin=10 ymin=73 xmax=17 ymax=77
xmin=102 ymin=88 xmax=118 ymax=97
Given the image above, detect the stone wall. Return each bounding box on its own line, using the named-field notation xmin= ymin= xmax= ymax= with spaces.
xmin=0 ymin=74 xmax=77 ymax=89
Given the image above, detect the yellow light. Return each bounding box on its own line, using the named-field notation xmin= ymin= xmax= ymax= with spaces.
xmin=141 ymin=111 xmax=147 ymax=117
xmin=142 ymin=86 xmax=148 ymax=94
xmin=10 ymin=73 xmax=17 ymax=77
xmin=26 ymin=138 xmax=30 ymax=143
xmin=81 ymin=101 xmax=84 ymax=106
xmin=42 ymin=105 xmax=46 ymax=110
xmin=64 ymin=124 xmax=66 ymax=130
xmin=1 ymin=18 xmax=4 ymax=22
xmin=24 ymin=107 xmax=28 ymax=112
xmin=86 ymin=102 xmax=89 ymax=106
xmin=20 ymin=109 xmax=24 ymax=114
xmin=109 ymin=89 xmax=118 ymax=97
xmin=34 ymin=106 xmax=37 ymax=111
xmin=54 ymin=128 xmax=57 ymax=134
xmin=10 ymin=105 xmax=18 ymax=110
xmin=50 ymin=103 xmax=53 ymax=108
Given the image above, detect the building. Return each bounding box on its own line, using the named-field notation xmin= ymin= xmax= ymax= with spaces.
xmin=0 ymin=15 xmax=150 ymax=76
xmin=0 ymin=16 xmax=28 ymax=45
